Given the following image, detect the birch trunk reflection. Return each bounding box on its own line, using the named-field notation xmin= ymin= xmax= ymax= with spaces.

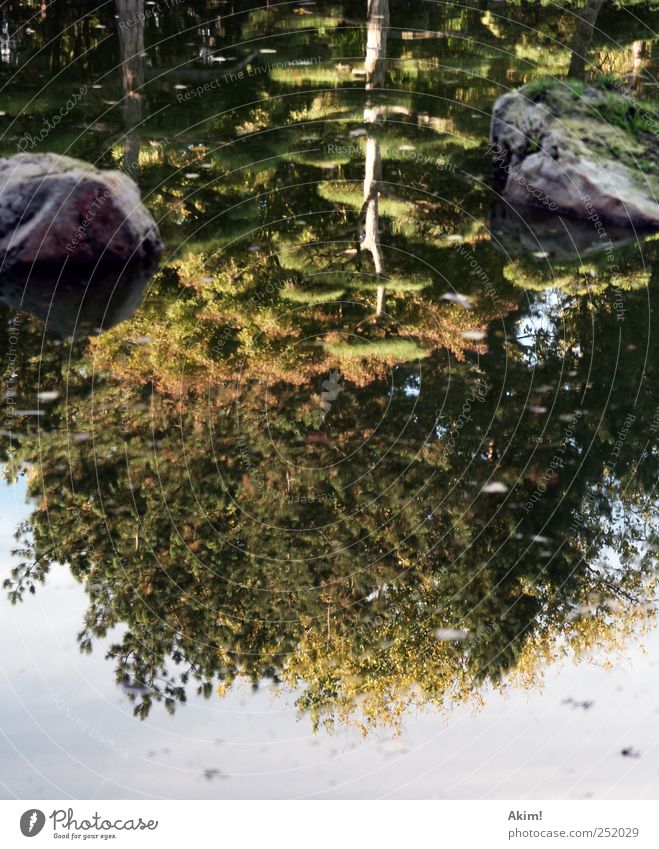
xmin=361 ymin=0 xmax=389 ymax=316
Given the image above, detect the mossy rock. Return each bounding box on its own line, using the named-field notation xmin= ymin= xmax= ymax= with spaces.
xmin=490 ymin=79 xmax=659 ymax=228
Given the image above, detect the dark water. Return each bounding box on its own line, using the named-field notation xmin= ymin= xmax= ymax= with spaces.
xmin=0 ymin=0 xmax=658 ymax=796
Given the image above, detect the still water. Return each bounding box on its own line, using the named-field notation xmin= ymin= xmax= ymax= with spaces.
xmin=0 ymin=0 xmax=658 ymax=798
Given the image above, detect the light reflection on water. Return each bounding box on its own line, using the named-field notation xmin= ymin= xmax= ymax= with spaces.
xmin=0 ymin=0 xmax=657 ymax=797
xmin=1 ymin=475 xmax=657 ymax=800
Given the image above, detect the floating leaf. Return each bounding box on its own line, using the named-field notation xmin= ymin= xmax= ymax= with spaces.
xmin=435 ymin=628 xmax=469 ymax=641
xmin=441 ymin=293 xmax=473 ymax=308
xmin=481 ymin=482 xmax=508 ymax=493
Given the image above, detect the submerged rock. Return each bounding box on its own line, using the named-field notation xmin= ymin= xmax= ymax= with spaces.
xmin=0 ymin=261 xmax=154 ymax=338
xmin=0 ymin=152 xmax=162 ymax=269
xmin=490 ymin=81 xmax=659 ymax=228
xmin=489 ymin=200 xmax=655 ymax=264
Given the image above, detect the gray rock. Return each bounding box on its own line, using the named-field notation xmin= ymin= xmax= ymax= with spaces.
xmin=0 ymin=152 xmax=162 ymax=270
xmin=490 ymin=85 xmax=659 ymax=228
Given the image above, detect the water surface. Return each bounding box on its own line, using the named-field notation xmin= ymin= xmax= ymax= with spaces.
xmin=0 ymin=0 xmax=658 ymax=798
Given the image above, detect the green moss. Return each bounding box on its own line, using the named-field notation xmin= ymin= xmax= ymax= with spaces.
xmin=589 ymin=90 xmax=656 ymax=138
xmin=563 ymin=79 xmax=585 ymax=100
xmin=282 ymin=286 xmax=345 ymax=304
xmin=318 ymin=181 xmax=416 ymax=218
xmin=522 ymin=76 xmax=658 ymax=141
xmin=520 ymin=77 xmax=560 ymax=102
xmin=325 ymin=338 xmax=427 ymax=361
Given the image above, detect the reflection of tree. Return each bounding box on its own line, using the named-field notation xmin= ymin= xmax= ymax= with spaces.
xmin=3 ymin=281 xmax=657 ymax=728
xmin=43 ymin=0 xmax=67 ymax=74
xmin=365 ymin=0 xmax=389 ymax=91
xmin=568 ymin=0 xmax=605 ymax=80
xmin=361 ymin=0 xmax=388 ymax=315
xmin=1 ymin=0 xmax=658 ymax=734
xmin=117 ymin=0 xmax=145 ymax=174
xmin=629 ymin=40 xmax=647 ymax=91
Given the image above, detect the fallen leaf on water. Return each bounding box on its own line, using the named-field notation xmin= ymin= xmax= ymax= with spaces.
xmin=621 ymin=748 xmax=641 ymax=759
xmin=435 ymin=628 xmax=469 ymax=641
xmin=481 ymin=481 xmax=508 ymax=494
xmin=441 ymin=292 xmax=473 ymax=308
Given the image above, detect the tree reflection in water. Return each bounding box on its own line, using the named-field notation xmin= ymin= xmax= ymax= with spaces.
xmin=0 ymin=0 xmax=657 ymax=732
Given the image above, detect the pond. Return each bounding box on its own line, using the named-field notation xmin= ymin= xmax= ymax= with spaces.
xmin=0 ymin=0 xmax=657 ymax=799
